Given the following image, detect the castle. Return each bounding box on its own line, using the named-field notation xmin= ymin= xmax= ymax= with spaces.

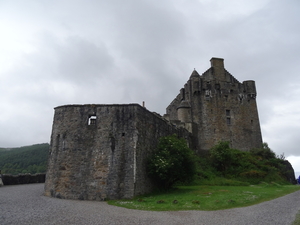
xmin=44 ymin=58 xmax=263 ymax=200
xmin=166 ymin=57 xmax=262 ymax=151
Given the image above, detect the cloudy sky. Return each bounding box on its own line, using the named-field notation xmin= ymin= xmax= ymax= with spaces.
xmin=1 ymin=0 xmax=299 ymax=175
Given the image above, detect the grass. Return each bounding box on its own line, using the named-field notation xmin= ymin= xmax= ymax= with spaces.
xmin=108 ymin=183 xmax=300 ymax=211
xmin=292 ymin=210 xmax=300 ymax=225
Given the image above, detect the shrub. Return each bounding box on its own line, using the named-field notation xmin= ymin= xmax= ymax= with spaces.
xmin=240 ymin=170 xmax=267 ymax=178
xmin=147 ymin=135 xmax=197 ymax=189
xmin=250 ymin=143 xmax=276 ymax=160
xmin=209 ymin=141 xmax=247 ymax=175
xmin=209 ymin=141 xmax=232 ymax=173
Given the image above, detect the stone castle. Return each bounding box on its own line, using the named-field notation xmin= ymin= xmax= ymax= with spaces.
xmin=166 ymin=57 xmax=262 ymax=151
xmin=44 ymin=58 xmax=263 ymax=200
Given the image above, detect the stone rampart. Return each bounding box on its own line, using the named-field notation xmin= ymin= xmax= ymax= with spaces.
xmin=1 ymin=173 xmax=45 ymax=185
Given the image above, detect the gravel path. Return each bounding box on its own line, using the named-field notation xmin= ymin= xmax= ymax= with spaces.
xmin=1 ymin=183 xmax=299 ymax=225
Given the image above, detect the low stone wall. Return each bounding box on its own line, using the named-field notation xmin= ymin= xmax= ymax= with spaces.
xmin=1 ymin=173 xmax=46 ymax=185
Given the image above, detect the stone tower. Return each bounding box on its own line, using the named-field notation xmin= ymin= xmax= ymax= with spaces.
xmin=166 ymin=58 xmax=263 ymax=151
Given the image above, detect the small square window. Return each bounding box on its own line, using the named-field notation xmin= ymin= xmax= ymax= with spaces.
xmin=226 ymin=110 xmax=230 ymax=116
xmin=88 ymin=115 xmax=97 ymax=125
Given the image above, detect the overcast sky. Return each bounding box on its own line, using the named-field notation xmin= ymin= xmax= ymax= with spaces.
xmin=1 ymin=0 xmax=299 ymax=174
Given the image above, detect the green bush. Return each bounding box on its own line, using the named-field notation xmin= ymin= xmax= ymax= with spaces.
xmin=209 ymin=141 xmax=232 ymax=173
xmin=209 ymin=141 xmax=250 ymax=176
xmin=147 ymin=135 xmax=197 ymax=189
xmin=250 ymin=143 xmax=276 ymax=160
xmin=204 ymin=141 xmax=292 ymax=185
xmin=194 ymin=152 xmax=218 ymax=180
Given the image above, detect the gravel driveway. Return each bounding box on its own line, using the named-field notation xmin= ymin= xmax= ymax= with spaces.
xmin=1 ymin=183 xmax=299 ymax=225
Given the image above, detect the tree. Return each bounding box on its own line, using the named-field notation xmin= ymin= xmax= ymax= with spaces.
xmin=147 ymin=135 xmax=197 ymax=189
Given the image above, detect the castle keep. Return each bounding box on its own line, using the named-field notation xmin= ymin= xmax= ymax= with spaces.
xmin=44 ymin=58 xmax=263 ymax=200
xmin=166 ymin=58 xmax=262 ymax=151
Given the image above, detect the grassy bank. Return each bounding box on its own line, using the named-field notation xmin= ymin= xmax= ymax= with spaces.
xmin=108 ymin=183 xmax=300 ymax=211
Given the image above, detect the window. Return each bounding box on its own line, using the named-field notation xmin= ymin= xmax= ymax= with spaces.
xmin=227 ymin=117 xmax=231 ymax=125
xmin=226 ymin=110 xmax=230 ymax=116
xmin=88 ymin=115 xmax=97 ymax=125
xmin=226 ymin=110 xmax=231 ymax=125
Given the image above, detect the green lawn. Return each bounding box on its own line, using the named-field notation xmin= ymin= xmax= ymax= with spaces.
xmin=108 ymin=183 xmax=300 ymax=211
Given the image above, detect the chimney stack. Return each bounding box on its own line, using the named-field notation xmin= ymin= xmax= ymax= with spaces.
xmin=210 ymin=57 xmax=225 ymax=81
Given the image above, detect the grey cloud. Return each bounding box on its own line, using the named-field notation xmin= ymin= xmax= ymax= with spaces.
xmin=56 ymin=37 xmax=114 ymax=83
xmin=1 ymin=0 xmax=300 ymax=173
xmin=264 ymin=125 xmax=300 ymax=157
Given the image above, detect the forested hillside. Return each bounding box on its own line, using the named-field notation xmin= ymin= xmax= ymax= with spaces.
xmin=0 ymin=143 xmax=49 ymax=175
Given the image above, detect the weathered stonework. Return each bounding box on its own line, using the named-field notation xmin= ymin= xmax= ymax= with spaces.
xmin=166 ymin=58 xmax=262 ymax=151
xmin=44 ymin=104 xmax=191 ymax=200
xmin=45 ymin=58 xmax=263 ymax=200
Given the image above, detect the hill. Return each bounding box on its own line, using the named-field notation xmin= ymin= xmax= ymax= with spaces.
xmin=0 ymin=143 xmax=49 ymax=175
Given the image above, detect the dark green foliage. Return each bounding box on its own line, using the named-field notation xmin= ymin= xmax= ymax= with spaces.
xmin=209 ymin=142 xmax=249 ymax=178
xmin=147 ymin=135 xmax=197 ymax=189
xmin=172 ymin=141 xmax=294 ymax=186
xmin=194 ymin=151 xmax=218 ymax=180
xmin=250 ymin=143 xmax=276 ymax=160
xmin=0 ymin=143 xmax=49 ymax=174
xmin=210 ymin=141 xmax=234 ymax=173
xmin=206 ymin=141 xmax=293 ymax=184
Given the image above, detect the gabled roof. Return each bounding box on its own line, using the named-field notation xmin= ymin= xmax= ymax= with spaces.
xmin=190 ymin=69 xmax=200 ymax=78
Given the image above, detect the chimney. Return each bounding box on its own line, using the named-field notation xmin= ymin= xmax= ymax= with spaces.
xmin=210 ymin=57 xmax=224 ymax=68
xmin=210 ymin=57 xmax=225 ymax=81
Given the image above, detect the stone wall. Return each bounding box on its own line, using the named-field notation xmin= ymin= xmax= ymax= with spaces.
xmin=44 ymin=104 xmax=191 ymax=200
xmin=1 ymin=173 xmax=45 ymax=185
xmin=133 ymin=105 xmax=192 ymax=197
